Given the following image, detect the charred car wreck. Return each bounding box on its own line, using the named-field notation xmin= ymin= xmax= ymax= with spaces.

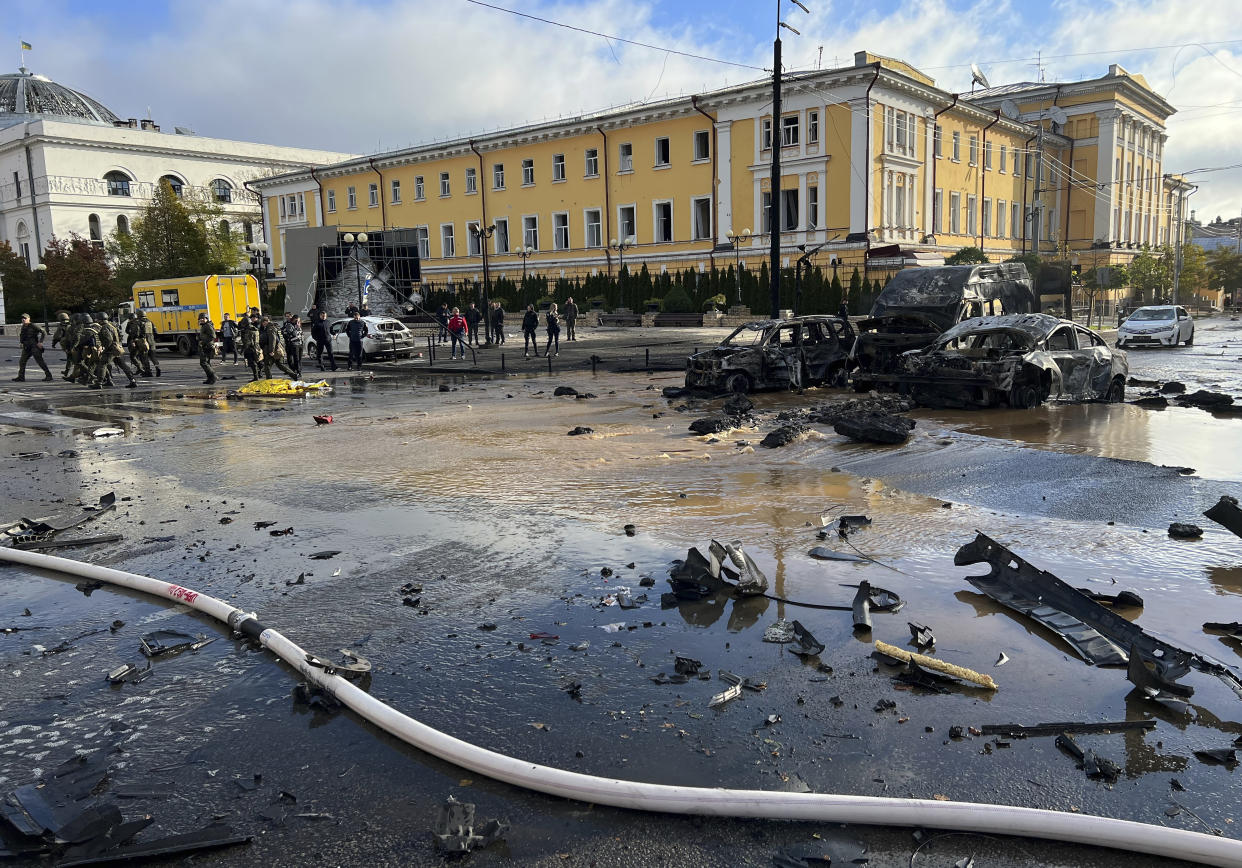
xmin=851 ymin=263 xmax=1035 ymax=391
xmin=892 ymin=313 xmax=1128 ymax=409
xmin=685 ymin=316 xmax=854 ymax=394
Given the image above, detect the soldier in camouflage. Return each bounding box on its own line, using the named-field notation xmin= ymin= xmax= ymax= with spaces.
xmin=237 ymin=313 xmax=262 ymax=381
xmin=197 ymin=313 xmax=218 ymax=385
xmin=93 ymin=312 xmax=138 ymax=389
xmin=258 ymin=315 xmax=296 ymax=380
xmin=135 ymin=311 xmax=160 ymax=377
xmin=75 ymin=315 xmax=103 ymax=387
xmin=50 ymin=312 xmax=71 ymax=377
xmin=12 ymin=314 xmax=53 ymax=381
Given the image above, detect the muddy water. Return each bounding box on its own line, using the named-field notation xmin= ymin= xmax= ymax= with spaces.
xmin=0 ymin=346 xmax=1240 ymax=865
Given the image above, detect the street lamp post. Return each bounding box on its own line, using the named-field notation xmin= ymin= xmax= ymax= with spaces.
xmin=516 ymin=245 xmax=535 ymax=284
xmin=342 ymin=232 xmax=369 ymax=312
xmin=246 ymin=242 xmax=269 ymax=296
xmin=725 ymin=228 xmax=751 ymax=305
xmin=33 ymin=263 xmax=47 ymax=331
xmin=471 ymin=223 xmax=497 ymax=345
xmin=609 ymin=236 xmax=635 ymax=309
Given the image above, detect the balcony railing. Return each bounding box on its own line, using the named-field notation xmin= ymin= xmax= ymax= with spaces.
xmin=0 ymin=175 xmax=259 ymax=207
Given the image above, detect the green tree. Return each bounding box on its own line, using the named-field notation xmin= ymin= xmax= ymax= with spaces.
xmin=1207 ymin=248 xmax=1242 ymax=296
xmin=661 ymin=284 xmax=694 ymax=313
xmin=1128 ymin=246 xmax=1171 ymax=303
xmin=945 ymin=246 xmax=989 ymax=265
xmin=43 ymin=236 xmax=118 ymax=310
xmin=1178 ymin=242 xmax=1208 ymax=297
xmin=0 ymin=241 xmax=35 ymax=321
xmin=108 ymin=179 xmax=239 ymax=289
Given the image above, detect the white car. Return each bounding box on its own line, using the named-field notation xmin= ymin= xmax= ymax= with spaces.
xmin=1116 ymin=305 xmax=1194 ymax=348
xmin=305 ymin=316 xmax=415 ymax=360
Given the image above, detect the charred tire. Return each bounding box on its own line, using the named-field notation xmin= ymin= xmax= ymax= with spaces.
xmin=175 ymin=334 xmax=193 ymax=356
xmin=1009 ymin=382 xmax=1042 ymax=409
xmin=724 ymin=372 xmax=753 ymax=394
xmin=1105 ymin=377 xmax=1125 ymax=403
xmin=827 ymin=364 xmax=848 ymax=388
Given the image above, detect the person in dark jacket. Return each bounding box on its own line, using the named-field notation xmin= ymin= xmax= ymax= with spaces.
xmin=197 ymin=313 xmax=218 ymax=385
xmin=219 ymin=313 xmax=239 ymax=363
xmin=435 ymin=303 xmax=449 ymax=344
xmin=13 ymin=314 xmax=52 ymax=381
xmin=491 ymin=302 xmax=506 ymax=345
xmin=345 ymin=311 xmax=369 ymax=370
xmin=464 ymin=303 xmax=483 ymax=346
xmin=544 ymin=303 xmax=561 ymax=357
xmin=311 ymin=310 xmax=336 ymax=371
xmin=282 ymin=314 xmax=303 ymax=378
xmin=563 ymin=297 xmax=579 ymax=341
xmin=521 ymin=305 xmax=540 ymax=359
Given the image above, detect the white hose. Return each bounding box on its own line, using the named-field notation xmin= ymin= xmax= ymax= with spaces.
xmin=4 ymin=546 xmax=1239 ymax=867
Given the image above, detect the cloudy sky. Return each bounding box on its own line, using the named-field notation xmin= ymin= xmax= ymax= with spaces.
xmin=12 ymin=0 xmax=1242 ymax=225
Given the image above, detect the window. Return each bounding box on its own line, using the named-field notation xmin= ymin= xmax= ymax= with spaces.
xmin=655 ymin=136 xmax=670 ymax=167
xmin=280 ymin=196 xmax=286 ymax=220
xmin=88 ymin=214 xmax=102 ymax=247
xmin=950 ymin=192 xmax=961 ymax=234
xmin=494 ymin=218 xmax=509 ymax=254
xmin=465 ymin=168 xmax=477 ymax=194
xmin=692 ymin=196 xmax=711 ymax=240
xmin=297 ymin=193 xmax=305 ymax=216
xmin=966 ymin=195 xmax=977 ymax=235
xmin=781 ymin=189 xmax=798 ymax=231
xmin=618 ymin=205 xmax=636 ymax=242
xmin=243 ymin=221 xmax=253 ymax=243
xmin=522 ymin=215 xmax=539 ymax=250
xmin=999 ymin=145 xmax=1007 ymax=173
xmin=493 ymin=163 xmax=505 ymax=189
xmin=654 ymin=202 xmax=673 ymax=242
xmin=116 ymin=215 xmax=130 ymax=236
xmin=760 ymin=191 xmax=772 ymax=234
xmin=552 ymin=154 xmax=565 ymax=182
xmin=412 ymin=227 xmax=429 ymax=260
xmin=968 ymin=135 xmax=978 ymax=166
xmin=522 ymin=158 xmax=534 ymax=186
xmin=553 ymin=212 xmax=569 ymax=250
xmin=997 ymin=200 xmax=1006 ymax=238
xmin=391 ymin=179 xmax=401 ymax=203
xmin=415 ymin=175 xmax=425 ymax=200
xmin=347 ymin=186 xmax=357 ymax=209
xmin=160 ymin=174 xmax=183 ymax=196
xmin=934 ymin=125 xmax=942 ymax=158
xmin=1011 ymin=202 xmax=1020 ymax=239
xmin=368 ymin=183 xmax=379 ymax=207
xmin=212 ymin=179 xmax=232 ymax=203
xmin=895 ymin=111 xmax=908 ymax=151
xmin=584 ymin=148 xmax=599 ymax=177
xmin=807 ymin=186 xmax=818 ymax=229
xmin=439 ymin=172 xmax=450 ymax=197
xmin=218 ymin=219 xmax=231 ymax=240
xmin=327 ymin=189 xmax=336 ymax=212
xmin=585 ymin=209 xmax=602 ymax=248
xmin=137 ymin=290 xmax=154 ymax=307
xmin=693 ymin=130 xmax=710 ymax=161
xmin=952 ymin=131 xmax=961 ymax=161
xmin=982 ymin=198 xmax=992 ymax=237
xmin=761 ymin=118 xmax=773 ymax=150
xmin=466 ymin=221 xmax=481 ymax=256
xmin=933 ymin=189 xmax=944 ymax=234
xmin=781 ymin=115 xmax=799 ymax=147
xmin=618 ymin=143 xmax=633 ymax=172
xmin=161 ymin=289 xmax=180 ymax=306
xmin=441 ymin=224 xmax=455 ymax=258
xmin=807 ymin=111 xmax=819 ymax=145
xmin=105 ymin=171 xmax=131 ymax=196
xmin=984 ymin=141 xmax=993 ymax=170
xmin=11 ymin=171 xmax=19 ymax=201
xmin=1027 ymin=153 xmax=1035 ymax=178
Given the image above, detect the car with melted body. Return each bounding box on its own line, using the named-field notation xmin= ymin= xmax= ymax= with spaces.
xmin=892 ymin=313 xmax=1128 ymax=409
xmin=685 ymin=315 xmax=855 ymax=393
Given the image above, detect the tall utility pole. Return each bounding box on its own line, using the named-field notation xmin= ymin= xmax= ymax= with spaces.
xmin=1031 ymin=123 xmax=1044 ymax=258
xmin=1172 ymin=188 xmax=1184 ymax=306
xmin=769 ymin=12 xmax=782 ymax=320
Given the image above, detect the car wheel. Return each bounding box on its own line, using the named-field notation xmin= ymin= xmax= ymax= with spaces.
xmin=306 ymin=340 xmax=318 ymax=356
xmin=1184 ymin=328 xmax=1194 ymax=346
xmin=724 ymin=372 xmax=752 ymax=394
xmin=1009 ymin=382 xmax=1042 ymax=409
xmin=1105 ymin=377 xmax=1125 ymax=403
xmin=828 ymin=364 xmax=848 ymax=388
xmin=176 ymin=334 xmax=193 ymax=356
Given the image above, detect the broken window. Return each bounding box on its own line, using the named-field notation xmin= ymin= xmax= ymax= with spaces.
xmin=553 ymin=212 xmax=569 ymax=250
xmin=692 ymin=196 xmax=711 ymax=240
xmin=654 ymin=201 xmax=672 ymax=242
xmin=391 ymin=178 xmax=401 ymax=203
xmin=618 ymin=142 xmax=633 ymax=172
xmin=414 ymin=226 xmax=429 ymax=259
xmin=781 ymin=114 xmax=799 ymax=147
xmin=523 ymin=215 xmax=538 ymax=250
xmin=522 ymin=159 xmax=534 ymax=186
xmin=761 ymin=191 xmax=772 ymax=234
xmin=347 ymin=186 xmax=356 ymax=209
xmin=552 ymin=153 xmax=565 ymax=181
xmin=693 ymin=129 xmax=710 ymax=160
xmin=584 ymin=209 xmax=602 ymax=247
xmin=492 ymin=163 xmax=505 ymax=189
xmin=326 ymin=189 xmax=336 ymax=212
xmin=466 ymin=221 xmax=481 ymax=255
xmin=781 ymin=189 xmax=798 ymax=230
xmin=493 ymin=218 xmax=509 ymax=253
xmin=415 ymin=175 xmax=425 ymax=199
xmin=807 ymin=186 xmax=818 ymax=229
xmin=441 ymin=223 xmax=455 ymax=257
xmin=1046 ymin=327 xmax=1075 ymax=350
xmin=465 ymin=168 xmax=477 ymax=194
xmin=807 ymin=111 xmax=819 ymax=144
xmin=952 ymin=131 xmax=961 ymax=161
xmin=655 ymin=137 xmax=670 ymax=167
xmin=368 ymin=183 xmax=378 ymax=207
xmin=761 ymin=118 xmax=773 ymax=150
xmin=618 ymin=205 xmax=636 ymax=241
xmin=584 ymin=148 xmax=598 ymax=177
xmin=439 ymin=172 xmax=450 ymax=197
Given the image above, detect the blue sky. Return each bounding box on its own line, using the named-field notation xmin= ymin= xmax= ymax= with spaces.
xmin=9 ymin=0 xmax=1242 ymax=221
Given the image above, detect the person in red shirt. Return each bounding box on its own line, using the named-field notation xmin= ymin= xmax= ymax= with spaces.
xmin=447 ymin=307 xmax=468 ymax=360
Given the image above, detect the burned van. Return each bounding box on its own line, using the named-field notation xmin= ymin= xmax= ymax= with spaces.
xmin=850 ymin=263 xmax=1035 ymax=391
xmin=685 ymin=315 xmax=855 ymax=394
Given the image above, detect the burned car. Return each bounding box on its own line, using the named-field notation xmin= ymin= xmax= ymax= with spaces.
xmin=685 ymin=315 xmax=855 ymax=393
xmin=892 ymin=313 xmax=1128 ymax=409
xmin=851 ymin=263 xmax=1035 ymax=391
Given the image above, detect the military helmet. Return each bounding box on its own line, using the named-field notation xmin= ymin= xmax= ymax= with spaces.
xmin=137 ymin=309 xmax=147 ymax=319
xmin=92 ymin=312 xmax=106 ymax=323
xmin=57 ymin=312 xmax=69 ymax=322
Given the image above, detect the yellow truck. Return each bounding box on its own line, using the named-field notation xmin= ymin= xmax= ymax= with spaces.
xmin=132 ymin=275 xmax=262 ymax=355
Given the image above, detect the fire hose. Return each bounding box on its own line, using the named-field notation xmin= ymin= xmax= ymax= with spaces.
xmin=2 ymin=546 xmax=1238 ymax=867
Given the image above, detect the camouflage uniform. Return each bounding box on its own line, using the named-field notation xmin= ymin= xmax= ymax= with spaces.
xmin=51 ymin=313 xmax=71 ymax=377
xmin=197 ymin=316 xmax=218 ymax=385
xmin=62 ymin=315 xmax=84 ymax=381
xmin=76 ymin=318 xmax=103 ymax=387
xmin=259 ymin=318 xmax=296 ymax=380
xmin=94 ymin=313 xmax=138 ymax=389
xmin=123 ymin=314 xmax=149 ymax=376
xmin=238 ymin=316 xmax=262 ymax=381
xmin=13 ymin=316 xmax=52 ymax=381
xmin=136 ymin=312 xmax=160 ymax=377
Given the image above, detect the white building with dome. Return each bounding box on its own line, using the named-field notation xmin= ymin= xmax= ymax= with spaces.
xmin=0 ymin=67 xmax=354 ymax=267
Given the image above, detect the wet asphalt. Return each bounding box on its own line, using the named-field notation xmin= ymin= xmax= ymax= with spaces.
xmin=0 ymin=319 xmax=1240 ymax=867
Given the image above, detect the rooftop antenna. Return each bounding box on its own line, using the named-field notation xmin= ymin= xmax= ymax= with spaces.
xmin=1029 ymin=50 xmax=1047 ymax=83
xmin=817 ymin=45 xmax=823 ymax=69
xmin=970 ymin=63 xmax=990 ymax=92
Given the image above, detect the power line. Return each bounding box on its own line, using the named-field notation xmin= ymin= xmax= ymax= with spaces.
xmin=918 ymin=38 xmax=1242 ymax=73
xmin=462 ymin=0 xmax=767 ymax=71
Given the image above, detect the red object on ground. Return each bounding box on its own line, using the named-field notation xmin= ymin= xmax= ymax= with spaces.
xmin=529 ymin=632 xmax=559 ymax=640
xmin=313 ymin=415 xmax=333 ymax=425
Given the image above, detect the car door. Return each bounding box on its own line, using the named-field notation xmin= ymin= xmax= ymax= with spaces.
xmin=801 ymin=321 xmax=841 ymax=384
xmin=1043 ymin=325 xmax=1087 ymax=398
xmin=1074 ymin=326 xmax=1115 ymax=397
xmin=1176 ymin=307 xmax=1192 ymax=343
xmin=330 ymin=320 xmax=349 ymax=355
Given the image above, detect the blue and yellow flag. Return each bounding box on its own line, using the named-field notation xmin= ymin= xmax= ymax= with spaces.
xmin=20 ymin=41 xmax=31 ymax=51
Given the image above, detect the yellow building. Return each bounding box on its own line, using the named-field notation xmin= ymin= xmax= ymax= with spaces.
xmin=254 ymin=51 xmax=1178 ymax=312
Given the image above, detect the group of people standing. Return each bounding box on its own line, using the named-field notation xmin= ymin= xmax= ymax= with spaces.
xmin=14 ymin=310 xmax=159 ymax=389
xmin=433 ymin=297 xmax=580 ymax=361
xmin=196 ymin=308 xmax=302 ymax=385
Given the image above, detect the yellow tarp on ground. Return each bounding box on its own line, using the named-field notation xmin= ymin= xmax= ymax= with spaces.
xmin=236 ymin=379 xmax=332 ymax=396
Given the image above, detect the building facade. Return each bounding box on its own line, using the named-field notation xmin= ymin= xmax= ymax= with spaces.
xmin=0 ymin=68 xmax=354 ymax=268
xmin=255 ymin=51 xmax=1180 ymax=312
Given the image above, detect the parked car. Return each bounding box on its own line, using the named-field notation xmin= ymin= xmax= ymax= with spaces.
xmin=685 ymin=315 xmax=855 ymax=393
xmin=850 ymin=263 xmax=1036 ymax=391
xmin=1116 ymin=305 xmax=1194 ymax=348
xmin=891 ymin=313 xmax=1128 ymax=409
xmin=304 ymin=316 xmax=415 ymax=360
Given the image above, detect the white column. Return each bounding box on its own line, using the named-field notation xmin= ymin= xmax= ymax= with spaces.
xmin=1093 ymin=110 xmax=1120 ymax=243
xmin=798 ymin=172 xmax=808 ymax=236
xmin=849 ymin=95 xmax=871 ymax=235
xmin=716 ymin=120 xmax=733 ymax=243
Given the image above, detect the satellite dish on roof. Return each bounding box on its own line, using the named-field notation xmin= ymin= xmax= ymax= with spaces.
xmin=970 ymin=63 xmax=990 ymax=91
xmin=1000 ymin=99 xmax=1020 ymax=120
xmin=1049 ymin=106 xmax=1068 ymax=126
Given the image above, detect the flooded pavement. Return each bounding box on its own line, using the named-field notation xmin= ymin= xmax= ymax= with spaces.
xmin=0 ymin=319 xmax=1240 ymax=866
